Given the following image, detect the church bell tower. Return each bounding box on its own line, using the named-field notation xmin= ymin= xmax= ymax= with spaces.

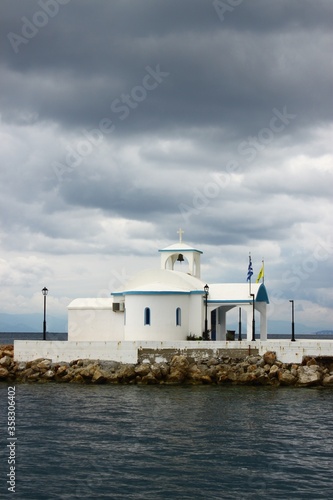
xmin=158 ymin=229 xmax=202 ymax=279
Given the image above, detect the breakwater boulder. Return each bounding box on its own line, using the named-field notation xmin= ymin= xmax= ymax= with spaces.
xmin=1 ymin=346 xmax=333 ymax=387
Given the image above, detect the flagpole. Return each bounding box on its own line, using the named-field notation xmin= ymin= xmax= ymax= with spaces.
xmin=248 ymin=253 xmax=251 ymax=296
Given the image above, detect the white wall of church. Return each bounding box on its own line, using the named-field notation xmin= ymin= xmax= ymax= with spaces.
xmin=188 ymin=294 xmax=205 ymax=337
xmin=124 ymin=294 xmax=192 ymax=341
xmin=68 ymin=308 xmax=124 ymax=342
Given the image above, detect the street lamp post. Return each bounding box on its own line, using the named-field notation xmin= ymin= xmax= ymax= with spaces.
xmin=204 ymin=284 xmax=209 ymax=340
xmin=42 ymin=287 xmax=48 ymax=340
xmin=289 ymin=299 xmax=295 ymax=342
xmin=250 ymin=293 xmax=255 ymax=341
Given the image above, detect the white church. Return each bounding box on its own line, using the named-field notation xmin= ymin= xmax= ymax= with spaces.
xmin=67 ymin=231 xmax=269 ymax=343
xmin=15 ymin=231 xmax=333 ymax=365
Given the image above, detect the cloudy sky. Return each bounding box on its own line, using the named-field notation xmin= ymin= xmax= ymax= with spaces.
xmin=1 ymin=0 xmax=332 ymax=332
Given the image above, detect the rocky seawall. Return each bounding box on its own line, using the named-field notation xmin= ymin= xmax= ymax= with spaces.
xmin=1 ymin=345 xmax=333 ymax=387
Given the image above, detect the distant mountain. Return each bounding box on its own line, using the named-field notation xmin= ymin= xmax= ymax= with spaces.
xmin=266 ymin=320 xmax=314 ymax=335
xmin=0 ymin=313 xmax=67 ymax=333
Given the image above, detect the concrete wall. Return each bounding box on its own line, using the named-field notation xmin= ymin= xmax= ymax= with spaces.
xmin=14 ymin=341 xmax=137 ymax=364
xmin=257 ymin=340 xmax=333 ymax=364
xmin=14 ymin=339 xmax=333 ymax=365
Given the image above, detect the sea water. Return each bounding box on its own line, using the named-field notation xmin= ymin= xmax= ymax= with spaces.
xmin=0 ymin=383 xmax=333 ymax=499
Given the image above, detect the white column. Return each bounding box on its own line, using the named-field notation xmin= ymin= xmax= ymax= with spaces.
xmin=256 ymin=302 xmax=267 ymax=341
xmin=216 ymin=306 xmax=226 ymax=340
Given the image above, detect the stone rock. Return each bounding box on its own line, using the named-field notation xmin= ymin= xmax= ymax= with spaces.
xmin=141 ymin=372 xmax=158 ymax=384
xmin=134 ymin=364 xmax=151 ymax=377
xmin=170 ymin=355 xmax=189 ymax=372
xmin=58 ymin=374 xmax=72 ymax=383
xmin=27 ymin=372 xmax=41 ymax=381
xmin=43 ymin=370 xmax=55 ymax=380
xmin=17 ymin=362 xmax=27 ymax=371
xmin=297 ymin=366 xmax=322 ymax=386
xmin=268 ymin=365 xmax=279 ymax=378
xmin=116 ymin=365 xmax=136 ymax=382
xmin=105 ymin=372 xmax=120 ymax=383
xmin=306 ymin=358 xmax=318 ymax=367
xmin=263 ymin=351 xmax=277 ymax=366
xmin=167 ymin=368 xmax=187 ymax=384
xmin=252 ymin=367 xmax=268 ymax=384
xmin=237 ymin=372 xmax=256 ymax=384
xmin=278 ymin=370 xmax=296 ymax=385
xmin=187 ymin=364 xmax=205 ymax=383
xmin=247 ymin=355 xmax=261 ymax=365
xmin=158 ymin=362 xmax=170 ymax=377
xmin=37 ymin=359 xmax=52 ymax=370
xmin=0 ymin=346 xmax=13 ymax=357
xmin=308 ymin=364 xmax=322 ymax=373
xmin=20 ymin=368 xmax=34 ymax=379
xmin=0 ymin=356 xmax=12 ymax=367
xmin=207 ymin=357 xmax=219 ymax=366
xmin=322 ymin=374 xmax=333 ymax=386
xmin=150 ymin=363 xmax=163 ymax=379
xmin=206 ymin=365 xmax=218 ymax=380
xmin=56 ymin=365 xmax=68 ymax=377
xmin=99 ymin=360 xmax=120 ymax=372
xmin=0 ymin=367 xmax=9 ymax=378
xmin=72 ymin=359 xmax=83 ymax=366
xmin=79 ymin=367 xmax=94 ymax=380
xmin=216 ymin=370 xmax=229 ymax=383
xmin=227 ymin=369 xmax=238 ymax=382
xmin=70 ymin=374 xmax=85 ymax=383
xmin=167 ymin=355 xmax=190 ymax=383
xmin=92 ymin=368 xmax=106 ymax=384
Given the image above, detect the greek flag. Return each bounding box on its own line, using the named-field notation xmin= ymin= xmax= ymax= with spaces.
xmin=247 ymin=257 xmax=253 ymax=281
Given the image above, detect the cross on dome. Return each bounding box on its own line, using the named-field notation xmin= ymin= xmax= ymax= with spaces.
xmin=177 ymin=228 xmax=184 ymax=243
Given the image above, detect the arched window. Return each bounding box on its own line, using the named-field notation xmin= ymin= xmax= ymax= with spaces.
xmin=176 ymin=307 xmax=181 ymax=326
xmin=144 ymin=307 xmax=151 ymax=326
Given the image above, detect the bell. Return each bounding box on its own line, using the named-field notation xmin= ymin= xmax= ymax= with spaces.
xmin=176 ymin=253 xmax=184 ymax=262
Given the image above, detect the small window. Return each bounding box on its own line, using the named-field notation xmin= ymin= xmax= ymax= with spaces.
xmin=144 ymin=307 xmax=151 ymax=326
xmin=176 ymin=307 xmax=181 ymax=326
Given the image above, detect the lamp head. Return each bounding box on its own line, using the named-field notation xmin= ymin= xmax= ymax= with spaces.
xmin=204 ymin=284 xmax=209 ymax=295
xmin=42 ymin=287 xmax=48 ymax=296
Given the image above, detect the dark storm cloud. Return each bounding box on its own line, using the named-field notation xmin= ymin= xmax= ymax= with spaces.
xmin=1 ymin=0 xmax=332 ymax=136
